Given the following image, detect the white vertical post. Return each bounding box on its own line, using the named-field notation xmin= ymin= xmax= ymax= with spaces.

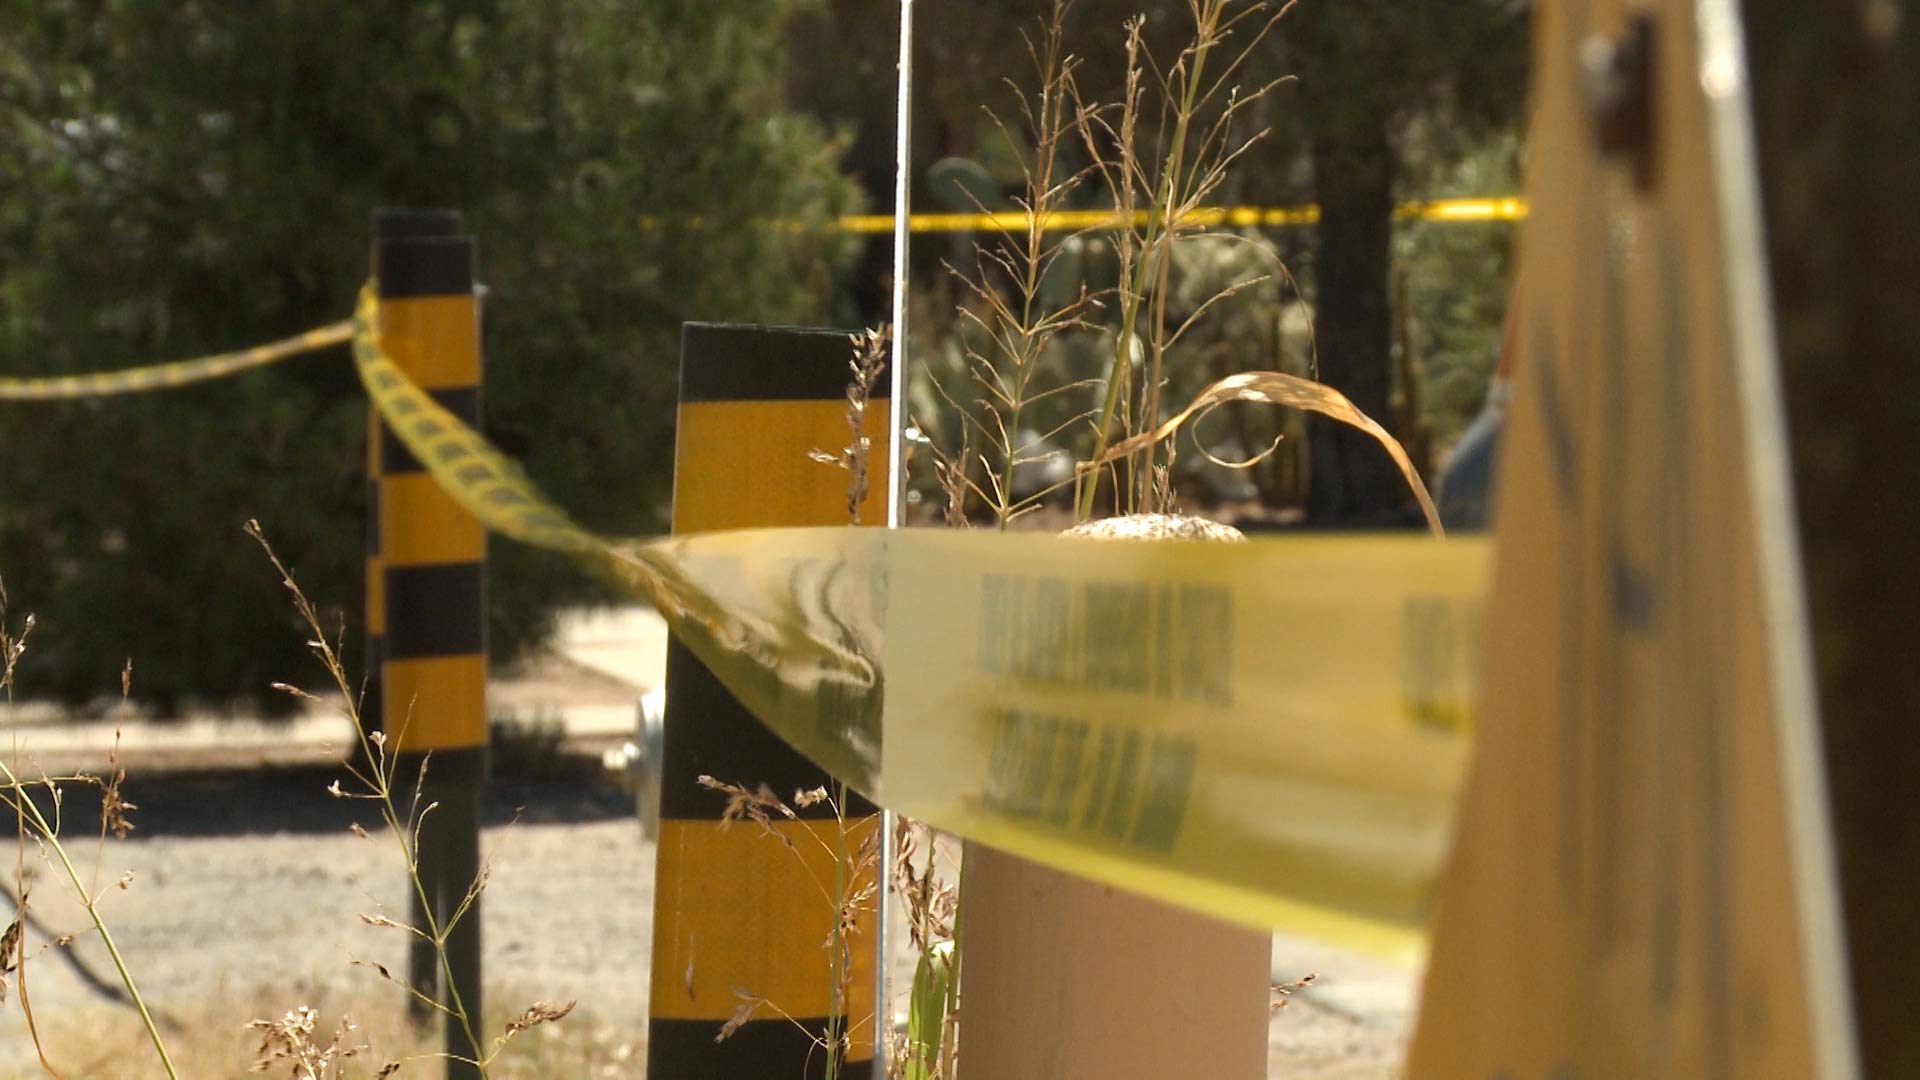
xmin=876 ymin=1 xmax=915 ymax=1073
xmin=886 ymin=0 xmax=914 ymax=530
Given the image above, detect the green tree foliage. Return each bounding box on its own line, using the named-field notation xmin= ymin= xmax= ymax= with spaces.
xmin=1395 ymin=133 xmax=1520 ymax=456
xmin=0 ymin=0 xmax=857 ymax=710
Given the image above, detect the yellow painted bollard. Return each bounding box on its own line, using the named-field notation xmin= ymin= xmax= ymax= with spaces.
xmin=371 ymin=209 xmax=486 ymax=1080
xmin=647 ymin=324 xmax=889 ymax=1078
xmin=366 ymin=208 xmax=462 ymax=1026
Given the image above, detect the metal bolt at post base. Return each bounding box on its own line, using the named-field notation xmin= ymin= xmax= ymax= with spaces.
xmin=371 ymin=209 xmax=488 ymax=1080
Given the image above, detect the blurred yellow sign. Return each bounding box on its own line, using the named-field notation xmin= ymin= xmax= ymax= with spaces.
xmin=834 ymin=196 xmax=1528 ymax=234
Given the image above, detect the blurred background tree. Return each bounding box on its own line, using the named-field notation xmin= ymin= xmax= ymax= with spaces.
xmin=1263 ymin=0 xmax=1528 ymax=524
xmin=0 ymin=0 xmax=857 ymax=711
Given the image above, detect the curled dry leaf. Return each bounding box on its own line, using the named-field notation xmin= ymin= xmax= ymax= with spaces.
xmin=0 ymin=912 xmax=21 ymax=1005
xmin=501 ymin=998 xmax=577 ymax=1039
xmin=1271 ymin=971 xmax=1318 ymax=1011
xmin=351 ymin=957 xmax=402 ymax=985
xmin=270 ymin=681 xmax=322 ymax=703
xmin=716 ymin=990 xmax=765 ymax=1043
xmin=100 ymin=768 xmax=136 ymax=839
xmin=1083 ymin=370 xmax=1444 ymax=537
xmin=696 ymin=775 xmax=797 ymax=832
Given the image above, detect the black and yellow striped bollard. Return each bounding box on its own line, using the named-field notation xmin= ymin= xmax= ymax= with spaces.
xmin=647 ymin=324 xmax=890 ymax=1078
xmin=371 ymin=209 xmax=487 ymax=1080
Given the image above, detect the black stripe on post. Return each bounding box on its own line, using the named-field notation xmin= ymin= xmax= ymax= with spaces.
xmin=679 ymin=322 xmax=893 ymax=403
xmin=384 ymin=564 xmax=487 ymax=659
xmin=366 ymin=478 xmax=383 ymax=550
xmin=381 ymin=388 xmax=482 ymax=473
xmin=363 ymin=636 xmax=386 ymax=746
xmin=650 ymin=1019 xmax=871 ymax=1079
xmin=658 ymin=640 xmax=877 ymax=820
xmin=364 ymin=476 xmax=385 ymax=770
xmin=396 ymin=746 xmax=488 ymax=786
xmin=377 ymin=237 xmax=477 ymax=299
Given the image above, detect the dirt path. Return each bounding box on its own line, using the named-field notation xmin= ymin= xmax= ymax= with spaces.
xmin=0 ymin=766 xmax=1411 ymax=1077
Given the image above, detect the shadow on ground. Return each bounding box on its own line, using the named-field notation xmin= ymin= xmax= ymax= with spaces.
xmin=50 ymin=758 xmax=634 ymax=839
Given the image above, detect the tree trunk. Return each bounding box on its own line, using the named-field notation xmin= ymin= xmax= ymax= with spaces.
xmin=1305 ymin=127 xmax=1407 ymax=525
xmin=1745 ymin=3 xmax=1920 ymax=1074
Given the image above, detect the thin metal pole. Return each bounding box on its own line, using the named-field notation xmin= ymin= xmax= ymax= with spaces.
xmin=877 ymin=1 xmax=914 ymax=1072
xmin=887 ymin=0 xmax=913 ymax=529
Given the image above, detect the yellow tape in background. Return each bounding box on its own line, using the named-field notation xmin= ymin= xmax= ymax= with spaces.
xmin=0 ymin=195 xmax=1522 ymax=398
xmin=0 ymin=321 xmax=352 ymax=400
xmin=351 ymin=285 xmax=1488 ymax=958
xmin=0 ymin=200 xmax=1526 ymax=391
xmin=835 ymin=196 xmax=1528 ymax=234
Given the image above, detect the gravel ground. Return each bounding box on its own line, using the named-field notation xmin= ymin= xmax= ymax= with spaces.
xmin=0 ymin=765 xmax=1412 ymax=1078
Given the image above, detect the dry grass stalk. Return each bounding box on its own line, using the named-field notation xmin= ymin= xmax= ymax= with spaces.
xmin=925 ymin=0 xmax=1104 ymax=530
xmin=25 ymin=989 xmax=632 ymax=1077
xmin=810 ymin=326 xmax=891 ymax=523
xmin=1073 ymin=0 xmax=1297 ymax=518
xmin=0 ymin=576 xmax=177 ymax=1078
xmin=492 ymin=999 xmax=576 ymax=1055
xmin=248 ymin=521 xmax=571 ymax=1077
xmin=699 ymin=775 xmax=876 ymax=1080
xmin=245 ymin=1005 xmax=389 ymax=1079
xmin=698 ymin=775 xmax=799 ymax=841
xmin=887 ymin=819 xmax=960 ymax=1080
xmin=788 ymin=333 xmax=910 ymax=1074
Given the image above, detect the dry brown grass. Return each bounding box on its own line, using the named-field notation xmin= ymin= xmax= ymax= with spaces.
xmin=247 ymin=521 xmax=580 ymax=1077
xmin=6 ymin=988 xmax=626 ymax=1080
xmin=0 ymin=582 xmax=178 ymax=1077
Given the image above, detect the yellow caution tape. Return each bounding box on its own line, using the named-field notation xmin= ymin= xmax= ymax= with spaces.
xmin=0 ymin=321 xmax=353 ymax=401
xmin=881 ymin=531 xmax=1486 ymax=957
xmin=833 ymin=196 xmax=1528 ymax=234
xmin=0 ymin=286 xmax=1491 ymax=953
xmin=352 ymin=285 xmax=1489 ymax=957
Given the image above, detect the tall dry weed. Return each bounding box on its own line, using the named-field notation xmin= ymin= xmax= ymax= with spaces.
xmin=248 ymin=522 xmax=575 ymax=1078
xmin=0 ymin=579 xmax=177 ymax=1078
